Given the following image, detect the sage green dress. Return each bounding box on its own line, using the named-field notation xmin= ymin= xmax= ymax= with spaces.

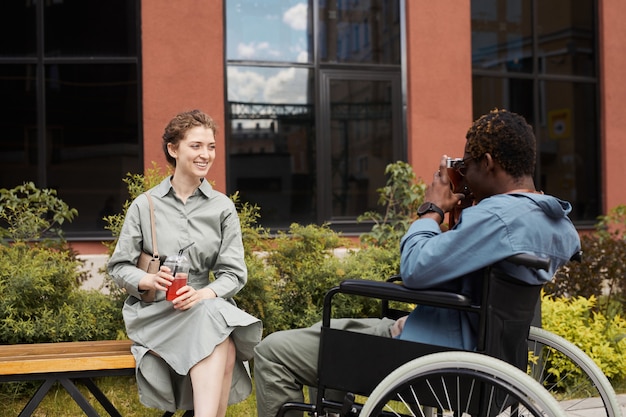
xmin=107 ymin=177 xmax=263 ymax=413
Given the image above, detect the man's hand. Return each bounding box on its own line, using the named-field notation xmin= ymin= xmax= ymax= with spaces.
xmin=424 ymin=155 xmax=466 ymax=214
xmin=391 ymin=316 xmax=408 ymax=338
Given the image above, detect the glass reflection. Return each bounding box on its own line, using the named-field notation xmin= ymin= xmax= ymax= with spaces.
xmin=472 ymin=76 xmax=599 ymax=222
xmin=537 ymin=81 xmax=598 ymax=220
xmin=45 ymin=64 xmax=140 ymax=233
xmin=0 ymin=65 xmax=38 ymax=186
xmin=226 ymin=0 xmax=312 ymax=63
xmin=227 ymin=66 xmax=315 ymax=227
xmin=471 ymin=0 xmax=532 ymax=72
xmin=319 ymin=0 xmax=401 ymax=64
xmin=537 ymin=0 xmax=596 ymax=77
xmin=329 ymin=78 xmax=394 ymax=218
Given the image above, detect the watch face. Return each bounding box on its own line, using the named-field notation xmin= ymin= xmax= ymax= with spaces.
xmin=417 ymin=202 xmax=433 ymax=216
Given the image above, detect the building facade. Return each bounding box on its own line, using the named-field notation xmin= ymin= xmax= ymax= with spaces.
xmin=1 ymin=1 xmax=625 ymax=255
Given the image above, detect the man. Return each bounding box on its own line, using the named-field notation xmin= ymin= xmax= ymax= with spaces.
xmin=254 ymin=109 xmax=581 ymax=417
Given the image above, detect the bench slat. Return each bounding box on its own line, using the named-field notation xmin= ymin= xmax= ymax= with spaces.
xmin=0 ymin=340 xmax=133 ymax=356
xmin=0 ymin=340 xmax=135 ymax=376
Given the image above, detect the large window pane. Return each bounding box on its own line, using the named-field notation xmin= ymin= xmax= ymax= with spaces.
xmin=45 ymin=0 xmax=137 ymax=57
xmin=328 ymin=78 xmax=394 ymax=218
xmin=537 ymin=0 xmax=596 ymax=76
xmin=472 ymin=75 xmax=598 ymax=222
xmin=45 ymin=64 xmax=140 ymax=235
xmin=537 ymin=81 xmax=599 ymax=221
xmin=226 ymin=0 xmax=312 ymax=63
xmin=0 ymin=65 xmax=38 ymax=186
xmin=227 ymin=66 xmax=315 ymax=227
xmin=0 ymin=2 xmax=36 ymax=57
xmin=472 ymin=0 xmax=532 ymax=72
xmin=320 ymin=0 xmax=401 ymax=64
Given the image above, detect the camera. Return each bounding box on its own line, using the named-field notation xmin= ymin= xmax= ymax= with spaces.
xmin=446 ymin=157 xmax=463 ymax=168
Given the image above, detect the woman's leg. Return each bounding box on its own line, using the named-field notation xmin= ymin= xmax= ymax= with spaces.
xmin=217 ymin=338 xmax=236 ymax=417
xmin=190 ymin=337 xmax=236 ymax=417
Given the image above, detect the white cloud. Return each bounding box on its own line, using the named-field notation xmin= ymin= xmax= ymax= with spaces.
xmin=227 ymin=67 xmax=266 ymax=102
xmin=283 ymin=3 xmax=308 ymax=31
xmin=264 ymin=67 xmax=307 ymax=103
xmin=228 ymin=67 xmax=308 ymax=104
xmin=237 ymin=41 xmax=282 ymax=60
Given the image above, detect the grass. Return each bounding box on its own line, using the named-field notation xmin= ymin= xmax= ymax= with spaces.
xmin=3 ymin=374 xmax=624 ymax=416
xmin=2 ymin=376 xmax=257 ymax=416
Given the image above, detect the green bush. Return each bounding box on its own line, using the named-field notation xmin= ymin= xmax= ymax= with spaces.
xmin=358 ymin=161 xmax=426 ymax=248
xmin=0 ymin=184 xmax=120 ymax=344
xmin=542 ymin=292 xmax=626 ymax=382
xmin=549 ymin=205 xmax=626 ymax=309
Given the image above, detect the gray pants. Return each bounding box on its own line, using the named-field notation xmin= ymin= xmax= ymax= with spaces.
xmin=254 ymin=318 xmax=396 ymax=417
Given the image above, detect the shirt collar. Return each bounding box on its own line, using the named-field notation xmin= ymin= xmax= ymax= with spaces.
xmin=154 ymin=176 xmax=214 ymax=199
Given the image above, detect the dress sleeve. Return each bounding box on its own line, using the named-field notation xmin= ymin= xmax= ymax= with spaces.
xmin=207 ymin=202 xmax=247 ymax=299
xmin=107 ymin=198 xmax=152 ymax=299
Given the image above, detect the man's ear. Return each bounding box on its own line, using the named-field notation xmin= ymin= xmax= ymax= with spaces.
xmin=483 ymin=153 xmax=496 ymax=172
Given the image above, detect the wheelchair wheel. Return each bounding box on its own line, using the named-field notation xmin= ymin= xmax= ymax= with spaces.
xmin=527 ymin=326 xmax=620 ymax=417
xmin=360 ymin=351 xmax=566 ymax=417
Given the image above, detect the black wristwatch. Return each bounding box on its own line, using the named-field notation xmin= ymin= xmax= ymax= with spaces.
xmin=417 ymin=202 xmax=444 ymax=224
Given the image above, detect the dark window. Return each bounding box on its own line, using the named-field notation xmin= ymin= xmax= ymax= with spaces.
xmin=0 ymin=1 xmax=141 ymax=237
xmin=471 ymin=0 xmax=599 ymax=223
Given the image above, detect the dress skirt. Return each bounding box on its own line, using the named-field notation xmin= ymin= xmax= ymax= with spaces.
xmin=122 ymin=295 xmax=263 ymax=412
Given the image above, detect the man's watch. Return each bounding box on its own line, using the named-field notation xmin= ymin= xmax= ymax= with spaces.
xmin=417 ymin=202 xmax=444 ymax=224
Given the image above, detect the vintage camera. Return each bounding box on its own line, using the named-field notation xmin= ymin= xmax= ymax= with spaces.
xmin=445 ymin=157 xmax=470 ymax=196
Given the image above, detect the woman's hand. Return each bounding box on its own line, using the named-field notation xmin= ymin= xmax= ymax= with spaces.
xmin=171 ymin=285 xmax=217 ymax=311
xmin=139 ymin=265 xmax=174 ymax=293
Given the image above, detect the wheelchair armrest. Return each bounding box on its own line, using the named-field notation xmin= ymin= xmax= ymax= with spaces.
xmin=338 ymin=279 xmax=472 ymax=308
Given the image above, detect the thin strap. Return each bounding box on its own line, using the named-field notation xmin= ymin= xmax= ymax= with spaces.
xmin=144 ymin=192 xmax=159 ymax=258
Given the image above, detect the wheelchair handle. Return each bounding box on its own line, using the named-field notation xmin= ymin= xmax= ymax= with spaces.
xmin=505 ymin=253 xmax=551 ymax=271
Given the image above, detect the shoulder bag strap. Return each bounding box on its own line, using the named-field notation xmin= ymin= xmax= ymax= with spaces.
xmin=144 ymin=192 xmax=159 ymax=259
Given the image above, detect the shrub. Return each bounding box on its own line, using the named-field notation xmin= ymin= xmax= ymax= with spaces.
xmin=548 ymin=205 xmax=626 ymax=319
xmin=542 ymin=292 xmax=626 ymax=382
xmin=0 ymin=183 xmax=120 ymax=344
xmin=358 ymin=161 xmax=426 ymax=248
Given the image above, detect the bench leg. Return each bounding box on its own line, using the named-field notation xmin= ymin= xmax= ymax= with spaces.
xmin=58 ymin=377 xmax=101 ymax=417
xmin=79 ymin=377 xmax=124 ymax=417
xmin=18 ymin=379 xmax=55 ymax=417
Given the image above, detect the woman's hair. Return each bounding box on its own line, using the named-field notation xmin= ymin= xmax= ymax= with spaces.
xmin=162 ymin=109 xmax=218 ymax=167
xmin=465 ymin=108 xmax=536 ymax=178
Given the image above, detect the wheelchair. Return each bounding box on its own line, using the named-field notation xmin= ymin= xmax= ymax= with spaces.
xmin=277 ymin=253 xmax=620 ymax=417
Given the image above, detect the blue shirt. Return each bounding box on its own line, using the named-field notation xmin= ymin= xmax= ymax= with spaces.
xmin=398 ymin=192 xmax=581 ymax=350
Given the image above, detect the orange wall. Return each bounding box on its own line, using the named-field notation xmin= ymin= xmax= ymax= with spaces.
xmin=599 ymin=0 xmax=626 ymax=211
xmin=404 ymin=2 xmax=474 ymax=183
xmin=141 ymin=1 xmax=227 ymax=192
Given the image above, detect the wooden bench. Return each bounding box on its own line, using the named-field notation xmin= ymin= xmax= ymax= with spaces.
xmin=0 ymin=340 xmax=136 ymax=417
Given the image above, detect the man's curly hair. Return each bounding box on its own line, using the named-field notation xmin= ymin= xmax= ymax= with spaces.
xmin=465 ymin=109 xmax=536 ymax=178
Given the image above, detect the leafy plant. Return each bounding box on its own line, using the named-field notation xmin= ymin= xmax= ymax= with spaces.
xmin=358 ymin=161 xmax=426 ymax=248
xmin=0 ymin=183 xmax=120 ymax=345
xmin=548 ymin=205 xmax=626 ymax=317
xmin=542 ymin=292 xmax=626 ymax=382
xmin=0 ymin=182 xmax=77 ymax=244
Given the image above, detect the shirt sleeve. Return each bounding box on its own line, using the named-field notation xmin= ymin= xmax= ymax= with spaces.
xmin=400 ymin=206 xmax=515 ymax=289
xmin=206 ymin=202 xmax=248 ymax=299
xmin=107 ymin=198 xmax=152 ymax=299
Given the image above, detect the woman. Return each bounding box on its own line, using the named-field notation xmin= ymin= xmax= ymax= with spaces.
xmin=108 ymin=109 xmax=262 ymax=417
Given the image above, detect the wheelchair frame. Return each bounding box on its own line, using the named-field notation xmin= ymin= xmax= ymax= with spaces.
xmin=277 ymin=253 xmax=619 ymax=417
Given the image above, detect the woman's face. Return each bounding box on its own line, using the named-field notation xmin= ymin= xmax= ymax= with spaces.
xmin=168 ymin=126 xmax=216 ymax=180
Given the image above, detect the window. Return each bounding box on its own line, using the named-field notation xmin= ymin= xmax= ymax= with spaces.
xmin=0 ymin=1 xmax=141 ymax=236
xmin=226 ymin=0 xmax=403 ymax=230
xmin=471 ymin=0 xmax=599 ymax=222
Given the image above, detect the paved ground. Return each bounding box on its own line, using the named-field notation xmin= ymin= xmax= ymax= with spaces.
xmin=559 ymin=393 xmax=626 ymax=416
